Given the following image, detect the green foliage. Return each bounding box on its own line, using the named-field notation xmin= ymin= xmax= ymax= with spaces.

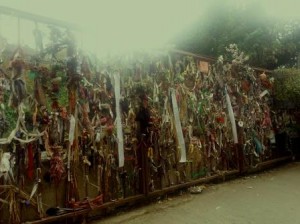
xmin=56 ymin=70 xmax=68 ymax=108
xmin=273 ymin=68 xmax=300 ymax=108
xmin=174 ymin=2 xmax=300 ymax=69
xmin=2 ymin=92 xmax=17 ymax=135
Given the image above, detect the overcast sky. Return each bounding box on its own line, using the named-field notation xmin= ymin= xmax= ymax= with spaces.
xmin=0 ymin=0 xmax=299 ymax=55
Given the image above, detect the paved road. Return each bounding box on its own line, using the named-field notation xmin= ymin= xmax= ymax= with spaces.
xmin=92 ymin=162 xmax=300 ymax=224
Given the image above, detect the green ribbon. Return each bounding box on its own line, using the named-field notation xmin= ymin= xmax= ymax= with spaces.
xmin=28 ymin=71 xmax=36 ymax=79
xmin=192 ymin=168 xmax=208 ymax=179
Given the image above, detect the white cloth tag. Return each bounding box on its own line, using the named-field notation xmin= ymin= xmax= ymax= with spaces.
xmin=114 ymin=72 xmax=124 ymax=167
xmin=225 ymin=88 xmax=238 ymax=144
xmin=171 ymin=88 xmax=186 ymax=162
xmin=69 ymin=115 xmax=76 ymax=146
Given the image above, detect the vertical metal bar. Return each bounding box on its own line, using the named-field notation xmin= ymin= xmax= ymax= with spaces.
xmin=17 ymin=17 xmax=20 ymax=46
xmin=0 ymin=15 xmax=2 ymax=35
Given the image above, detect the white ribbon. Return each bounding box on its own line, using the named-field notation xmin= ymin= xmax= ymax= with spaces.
xmin=171 ymin=88 xmax=186 ymax=162
xmin=225 ymin=87 xmax=238 ymax=144
xmin=67 ymin=115 xmax=76 ymax=181
xmin=68 ymin=115 xmax=76 ymax=146
xmin=114 ymin=72 xmax=124 ymax=167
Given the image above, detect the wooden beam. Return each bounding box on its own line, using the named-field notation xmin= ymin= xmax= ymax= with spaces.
xmin=170 ymin=48 xmax=216 ymax=62
xmin=22 ymin=155 xmax=292 ymax=224
xmin=170 ymin=48 xmax=273 ymax=73
xmin=23 ymin=195 xmax=145 ymax=224
xmin=246 ymin=156 xmax=292 ymax=174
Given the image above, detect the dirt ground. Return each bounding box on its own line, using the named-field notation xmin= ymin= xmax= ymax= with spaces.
xmin=91 ymin=162 xmax=300 ymax=224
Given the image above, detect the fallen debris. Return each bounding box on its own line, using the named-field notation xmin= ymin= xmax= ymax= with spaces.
xmin=189 ymin=186 xmax=205 ymax=194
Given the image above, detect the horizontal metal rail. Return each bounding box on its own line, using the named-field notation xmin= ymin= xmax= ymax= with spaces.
xmin=0 ymin=6 xmax=79 ymax=30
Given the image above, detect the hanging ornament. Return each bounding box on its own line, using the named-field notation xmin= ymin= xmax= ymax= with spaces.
xmin=0 ymin=152 xmax=14 ymax=183
xmin=50 ymin=146 xmax=65 ymax=186
xmin=259 ymin=72 xmax=267 ymax=81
